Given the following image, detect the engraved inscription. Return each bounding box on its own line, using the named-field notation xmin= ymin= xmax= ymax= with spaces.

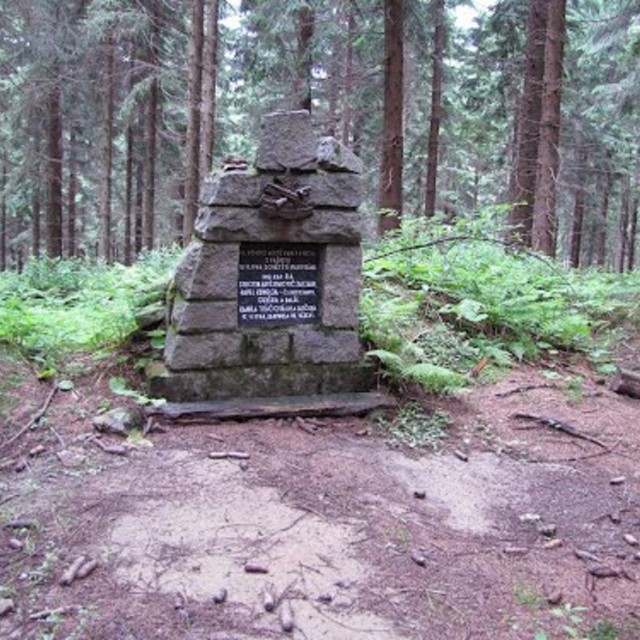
xmin=238 ymin=243 xmax=319 ymax=326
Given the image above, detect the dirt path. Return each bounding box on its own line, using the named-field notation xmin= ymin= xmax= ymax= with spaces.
xmin=1 ymin=360 xmax=639 ymax=639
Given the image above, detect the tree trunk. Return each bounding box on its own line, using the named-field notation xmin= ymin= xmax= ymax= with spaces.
xmin=1 ymin=154 xmax=6 ymax=271
xmin=508 ymin=0 xmax=548 ymax=245
xmin=531 ymin=0 xmax=566 ymax=256
xmin=569 ymin=146 xmax=587 ymax=268
xmin=32 ymin=190 xmax=41 ymax=259
xmin=595 ymin=171 xmax=611 ymax=267
xmin=99 ymin=30 xmax=115 ymax=262
xmin=143 ymin=1 xmax=160 ymax=252
xmin=628 ymin=197 xmax=638 ymax=271
xmin=424 ymin=0 xmax=445 ymax=218
xmin=135 ymin=148 xmax=144 ymax=256
xmin=295 ymin=4 xmax=315 ymax=111
xmin=183 ymin=0 xmax=205 ymax=245
xmin=341 ymin=3 xmax=356 ymax=145
xmin=378 ymin=0 xmax=404 ymax=234
xmin=67 ymin=127 xmax=78 ymax=258
xmin=200 ymin=0 xmax=220 ymax=178
xmin=46 ymin=83 xmax=64 ymax=259
xmin=618 ymin=174 xmax=631 ymax=273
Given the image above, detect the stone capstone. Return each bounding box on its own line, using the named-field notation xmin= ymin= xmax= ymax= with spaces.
xmin=317 ymin=136 xmax=364 ymax=174
xmin=255 ymin=110 xmax=317 ymax=171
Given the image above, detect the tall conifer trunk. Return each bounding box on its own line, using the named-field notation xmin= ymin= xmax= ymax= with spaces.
xmin=67 ymin=127 xmax=78 ymax=258
xmin=342 ymin=3 xmax=356 ymax=145
xmin=1 ymin=155 xmax=6 ymax=271
xmin=424 ymin=0 xmax=445 ymax=218
xmin=569 ymin=146 xmax=587 ymax=268
xmin=46 ymin=83 xmax=64 ymax=258
xmin=618 ymin=175 xmax=631 ymax=273
xmin=183 ymin=0 xmax=205 ymax=245
xmin=508 ymin=0 xmax=548 ymax=244
xmin=200 ymin=0 xmax=220 ymax=178
xmin=595 ymin=172 xmax=611 ymax=268
xmin=295 ymin=4 xmax=315 ymax=111
xmin=628 ymin=198 xmax=638 ymax=271
xmin=99 ymin=29 xmax=115 ymax=262
xmin=531 ymin=0 xmax=566 ymax=256
xmin=378 ymin=0 xmax=404 ymax=234
xmin=143 ymin=0 xmax=160 ymax=251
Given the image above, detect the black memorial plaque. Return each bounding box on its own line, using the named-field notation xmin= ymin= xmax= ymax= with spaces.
xmin=238 ymin=243 xmax=320 ymax=326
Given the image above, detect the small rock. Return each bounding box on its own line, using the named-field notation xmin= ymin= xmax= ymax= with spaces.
xmin=355 ymin=429 xmax=368 ymax=437
xmin=14 ymin=459 xmax=26 ymax=473
xmin=212 ymin=588 xmax=227 ymax=604
xmin=8 ymin=538 xmax=24 ymax=550
xmin=538 ymin=523 xmax=557 ymax=538
xmin=634 ymin=552 xmax=640 ymax=562
xmin=317 ymin=592 xmax=333 ymax=603
xmin=609 ymin=511 xmax=622 ymax=524
xmin=0 ymin=598 xmax=15 ymax=617
xmin=413 ymin=490 xmax=426 ymax=500
xmin=92 ymin=407 xmax=146 ymax=436
xmin=610 ymin=476 xmax=626 ymax=485
xmin=411 ymin=550 xmax=427 ymax=567
xmin=546 ymin=590 xmax=563 ymax=605
xmin=623 ymin=533 xmax=639 ymax=547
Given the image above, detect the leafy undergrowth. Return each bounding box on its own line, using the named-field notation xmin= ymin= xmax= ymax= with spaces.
xmin=361 ymin=210 xmax=640 ymax=393
xmin=0 ymin=248 xmax=180 ymax=377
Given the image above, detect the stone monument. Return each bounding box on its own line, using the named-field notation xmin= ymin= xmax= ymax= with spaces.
xmin=148 ymin=110 xmax=374 ymax=404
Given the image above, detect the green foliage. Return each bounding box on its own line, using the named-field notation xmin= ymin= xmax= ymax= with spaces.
xmin=0 ymin=250 xmax=180 ymax=373
xmin=361 ymin=212 xmax=639 ymax=392
xmin=377 ymin=403 xmax=451 ymax=449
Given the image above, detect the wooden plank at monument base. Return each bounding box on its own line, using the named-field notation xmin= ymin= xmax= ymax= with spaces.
xmin=151 ymin=392 xmax=396 ymax=422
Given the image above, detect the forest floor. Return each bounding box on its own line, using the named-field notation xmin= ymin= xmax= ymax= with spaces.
xmin=1 ymin=347 xmax=639 ymax=640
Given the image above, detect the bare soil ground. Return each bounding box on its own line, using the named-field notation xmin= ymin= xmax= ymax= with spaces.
xmin=1 ymin=350 xmax=639 ymax=640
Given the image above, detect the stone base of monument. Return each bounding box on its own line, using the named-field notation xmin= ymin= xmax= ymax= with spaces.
xmin=148 ymin=391 xmax=395 ymax=423
xmin=148 ymin=110 xmax=386 ymax=416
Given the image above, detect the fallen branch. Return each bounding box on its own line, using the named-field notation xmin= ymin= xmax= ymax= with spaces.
xmin=495 ymin=383 xmax=556 ymax=398
xmin=208 ymin=451 xmax=250 ymax=460
xmin=512 ymin=413 xmax=607 ymax=448
xmin=0 ymin=383 xmax=58 ymax=453
xmin=29 ymin=605 xmax=78 ymax=620
xmin=529 ymin=440 xmax=621 ymax=464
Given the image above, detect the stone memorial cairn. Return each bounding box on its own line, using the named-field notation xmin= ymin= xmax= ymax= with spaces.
xmin=148 ymin=110 xmax=373 ymax=402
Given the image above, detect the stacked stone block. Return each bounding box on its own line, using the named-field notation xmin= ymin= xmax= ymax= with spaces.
xmin=148 ymin=110 xmax=372 ymax=402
